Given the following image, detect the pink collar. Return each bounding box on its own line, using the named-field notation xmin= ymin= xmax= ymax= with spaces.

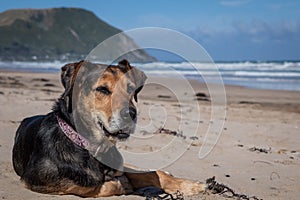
xmin=56 ymin=115 xmax=89 ymax=148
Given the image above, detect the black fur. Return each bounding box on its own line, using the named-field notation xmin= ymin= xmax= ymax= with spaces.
xmin=12 ymin=95 xmax=112 ymax=193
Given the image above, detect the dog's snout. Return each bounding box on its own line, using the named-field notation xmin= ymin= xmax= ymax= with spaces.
xmin=120 ymin=107 xmax=137 ymax=121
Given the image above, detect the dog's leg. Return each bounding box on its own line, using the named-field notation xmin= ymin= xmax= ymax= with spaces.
xmin=65 ymin=176 xmax=133 ymax=197
xmin=125 ymin=170 xmax=206 ymax=196
xmin=96 ymin=176 xmax=133 ymax=197
xmin=27 ymin=176 xmax=132 ymax=197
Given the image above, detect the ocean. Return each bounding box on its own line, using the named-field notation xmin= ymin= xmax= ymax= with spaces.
xmin=0 ymin=60 xmax=299 ymax=91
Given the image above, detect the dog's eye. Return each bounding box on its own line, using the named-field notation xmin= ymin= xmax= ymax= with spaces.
xmin=96 ymin=86 xmax=111 ymax=95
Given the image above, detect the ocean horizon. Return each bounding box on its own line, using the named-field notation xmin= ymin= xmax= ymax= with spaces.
xmin=0 ymin=60 xmax=299 ymax=92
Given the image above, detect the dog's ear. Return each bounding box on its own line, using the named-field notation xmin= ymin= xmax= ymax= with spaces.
xmin=118 ymin=59 xmax=147 ymax=102
xmin=133 ymin=68 xmax=147 ymax=102
xmin=134 ymin=85 xmax=144 ymax=102
xmin=60 ymin=60 xmax=84 ymax=112
xmin=118 ymin=59 xmax=132 ymax=71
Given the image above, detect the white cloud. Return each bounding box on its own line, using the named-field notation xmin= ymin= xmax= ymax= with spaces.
xmin=185 ymin=19 xmax=300 ymax=60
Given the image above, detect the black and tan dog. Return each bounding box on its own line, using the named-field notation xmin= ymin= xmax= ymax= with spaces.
xmin=12 ymin=60 xmax=206 ymax=197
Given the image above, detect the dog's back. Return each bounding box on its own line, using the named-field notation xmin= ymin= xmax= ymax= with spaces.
xmin=12 ymin=112 xmax=108 ymax=194
xmin=13 ymin=115 xmax=45 ymax=176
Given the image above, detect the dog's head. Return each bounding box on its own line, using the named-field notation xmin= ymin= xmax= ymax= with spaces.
xmin=60 ymin=59 xmax=147 ymax=141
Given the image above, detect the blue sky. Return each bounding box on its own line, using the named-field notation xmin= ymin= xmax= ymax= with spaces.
xmin=1 ymin=0 xmax=300 ymax=61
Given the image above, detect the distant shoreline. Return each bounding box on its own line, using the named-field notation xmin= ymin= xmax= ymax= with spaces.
xmin=0 ymin=60 xmax=299 ymax=92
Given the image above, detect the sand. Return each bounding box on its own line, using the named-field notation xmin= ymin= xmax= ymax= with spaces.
xmin=0 ymin=70 xmax=299 ymax=200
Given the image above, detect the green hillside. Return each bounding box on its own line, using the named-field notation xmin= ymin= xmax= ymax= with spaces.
xmin=0 ymin=8 xmax=155 ymax=62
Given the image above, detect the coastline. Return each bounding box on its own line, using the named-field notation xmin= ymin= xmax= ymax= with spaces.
xmin=1 ymin=59 xmax=300 ymax=92
xmin=0 ymin=70 xmax=299 ymax=200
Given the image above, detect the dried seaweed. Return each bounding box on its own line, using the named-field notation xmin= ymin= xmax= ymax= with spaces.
xmin=154 ymin=127 xmax=186 ymax=139
xmin=137 ymin=186 xmax=184 ymax=200
xmin=206 ymin=176 xmax=262 ymax=200
xmin=249 ymin=147 xmax=271 ymax=154
xmin=145 ymin=191 xmax=184 ymax=200
xmin=142 ymin=176 xmax=262 ymax=200
xmin=195 ymin=92 xmax=210 ymax=101
xmin=144 ymin=190 xmax=184 ymax=200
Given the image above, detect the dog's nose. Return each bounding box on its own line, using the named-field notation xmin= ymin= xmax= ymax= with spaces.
xmin=120 ymin=107 xmax=137 ymax=121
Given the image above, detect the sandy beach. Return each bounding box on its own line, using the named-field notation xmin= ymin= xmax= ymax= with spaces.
xmin=0 ymin=70 xmax=299 ymax=200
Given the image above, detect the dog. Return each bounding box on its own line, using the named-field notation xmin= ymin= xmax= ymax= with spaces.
xmin=12 ymin=60 xmax=206 ymax=197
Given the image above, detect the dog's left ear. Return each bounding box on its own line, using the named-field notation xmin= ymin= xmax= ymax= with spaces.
xmin=118 ymin=59 xmax=132 ymax=71
xmin=118 ymin=59 xmax=147 ymax=102
xmin=131 ymin=67 xmax=147 ymax=102
xmin=133 ymin=68 xmax=147 ymax=103
xmin=134 ymin=85 xmax=144 ymax=102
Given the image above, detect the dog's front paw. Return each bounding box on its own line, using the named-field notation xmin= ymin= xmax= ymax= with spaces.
xmin=115 ymin=175 xmax=133 ymax=194
xmin=178 ymin=180 xmax=207 ymax=196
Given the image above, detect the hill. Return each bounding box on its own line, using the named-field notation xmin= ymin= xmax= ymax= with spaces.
xmin=0 ymin=8 xmax=156 ymax=62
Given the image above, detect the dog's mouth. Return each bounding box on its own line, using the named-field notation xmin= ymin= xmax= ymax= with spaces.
xmin=97 ymin=121 xmax=130 ymax=140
